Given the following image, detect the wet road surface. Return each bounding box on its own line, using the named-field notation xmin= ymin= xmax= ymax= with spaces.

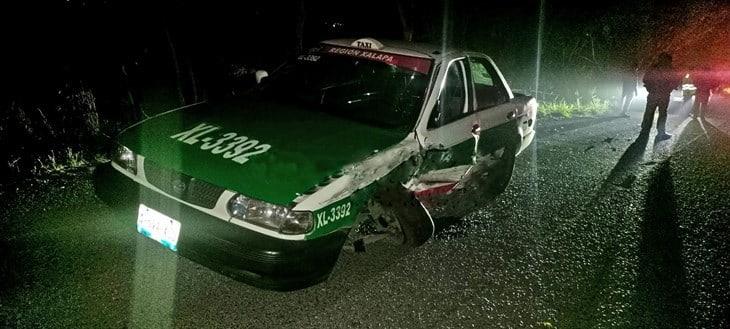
xmin=1 ymin=98 xmax=729 ymax=328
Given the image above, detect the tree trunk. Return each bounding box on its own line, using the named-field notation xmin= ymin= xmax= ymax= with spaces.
xmin=295 ymin=0 xmax=306 ymax=54
xmin=187 ymin=57 xmax=199 ymax=103
xmin=166 ymin=27 xmax=187 ymax=105
xmin=396 ymin=0 xmax=413 ymax=42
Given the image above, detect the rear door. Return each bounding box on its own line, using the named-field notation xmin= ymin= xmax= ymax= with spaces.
xmin=464 ymin=55 xmax=523 ymax=196
xmin=468 ymin=55 xmax=517 ymax=156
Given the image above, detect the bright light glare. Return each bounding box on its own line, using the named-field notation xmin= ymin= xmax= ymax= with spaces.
xmin=120 ymin=151 xmax=135 ymax=162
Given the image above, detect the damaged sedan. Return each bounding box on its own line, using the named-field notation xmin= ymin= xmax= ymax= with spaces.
xmin=96 ymin=38 xmax=537 ymax=290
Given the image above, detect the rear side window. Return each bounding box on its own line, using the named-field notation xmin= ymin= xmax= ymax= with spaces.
xmin=469 ymin=57 xmax=508 ymax=110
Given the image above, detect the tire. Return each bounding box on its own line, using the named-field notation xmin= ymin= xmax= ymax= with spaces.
xmin=490 ymin=141 xmax=517 ymax=195
xmin=374 ymin=186 xmax=434 ymax=247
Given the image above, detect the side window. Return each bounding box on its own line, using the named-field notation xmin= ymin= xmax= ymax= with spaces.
xmin=428 ymin=60 xmax=469 ymax=128
xmin=469 ymin=57 xmax=508 ymax=110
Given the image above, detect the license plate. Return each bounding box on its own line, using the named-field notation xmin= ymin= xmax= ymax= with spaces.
xmin=137 ymin=204 xmax=181 ymax=251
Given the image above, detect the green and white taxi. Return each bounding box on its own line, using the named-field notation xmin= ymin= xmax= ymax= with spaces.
xmin=101 ymin=38 xmax=536 ymax=290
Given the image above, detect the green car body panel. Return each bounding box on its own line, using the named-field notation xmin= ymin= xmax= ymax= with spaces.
xmin=119 ymin=100 xmax=409 ymax=207
xmin=307 ymin=186 xmax=375 ymax=240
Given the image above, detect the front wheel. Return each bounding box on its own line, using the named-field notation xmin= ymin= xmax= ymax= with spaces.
xmin=372 ymin=186 xmax=434 ymax=247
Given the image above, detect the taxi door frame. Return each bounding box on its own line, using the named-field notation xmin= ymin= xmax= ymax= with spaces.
xmin=415 ymin=55 xmax=479 ymax=156
xmin=410 ymin=55 xmax=482 ymax=217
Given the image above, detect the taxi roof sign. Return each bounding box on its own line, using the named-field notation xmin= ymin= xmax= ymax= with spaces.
xmin=351 ymin=38 xmax=384 ymax=50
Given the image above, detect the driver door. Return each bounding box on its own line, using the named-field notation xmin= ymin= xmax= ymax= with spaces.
xmin=411 ymin=58 xmax=481 ymax=218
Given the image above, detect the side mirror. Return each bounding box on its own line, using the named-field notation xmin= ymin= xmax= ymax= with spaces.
xmin=255 ymin=70 xmax=269 ymax=84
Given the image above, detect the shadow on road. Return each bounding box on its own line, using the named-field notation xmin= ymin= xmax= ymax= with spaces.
xmin=564 ymin=118 xmax=700 ymax=327
xmin=630 ymin=160 xmax=690 ymax=328
xmin=699 ymin=115 xmax=729 ymax=138
xmin=602 ymin=132 xmax=650 ymax=189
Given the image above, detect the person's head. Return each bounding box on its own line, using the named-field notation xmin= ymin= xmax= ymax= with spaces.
xmin=656 ymin=52 xmax=672 ymax=67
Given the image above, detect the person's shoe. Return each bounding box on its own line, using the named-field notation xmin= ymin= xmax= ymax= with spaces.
xmin=621 ymin=112 xmax=630 ymax=117
xmin=655 ymin=132 xmax=672 ymax=141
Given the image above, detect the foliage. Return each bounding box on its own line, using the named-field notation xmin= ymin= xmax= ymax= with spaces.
xmin=539 ymin=95 xmax=610 ymax=118
xmin=539 ymin=100 xmax=577 ymax=118
xmin=581 ymin=95 xmax=611 ymax=116
xmin=30 ymin=148 xmax=91 ymax=176
xmin=1 ymin=82 xmax=107 ymax=180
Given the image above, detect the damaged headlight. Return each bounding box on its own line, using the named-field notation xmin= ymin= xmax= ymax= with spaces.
xmin=113 ymin=145 xmax=137 ymax=175
xmin=227 ymin=194 xmax=313 ymax=235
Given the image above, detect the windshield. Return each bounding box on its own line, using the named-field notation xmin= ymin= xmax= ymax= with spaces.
xmin=255 ymin=51 xmax=431 ymax=130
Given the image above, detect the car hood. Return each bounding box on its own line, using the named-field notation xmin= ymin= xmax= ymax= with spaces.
xmin=118 ymin=100 xmax=410 ymax=205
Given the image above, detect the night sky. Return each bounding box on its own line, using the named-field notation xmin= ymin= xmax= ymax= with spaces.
xmin=1 ymin=0 xmax=727 ymax=136
xmin=2 ymin=1 xmax=726 ymax=82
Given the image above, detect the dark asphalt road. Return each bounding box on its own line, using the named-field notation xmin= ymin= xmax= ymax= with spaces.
xmin=1 ymin=98 xmax=729 ymax=328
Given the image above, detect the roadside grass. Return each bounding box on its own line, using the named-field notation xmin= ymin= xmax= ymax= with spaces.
xmin=539 ymin=96 xmax=611 ymax=118
xmin=28 ymin=147 xmax=104 ymax=176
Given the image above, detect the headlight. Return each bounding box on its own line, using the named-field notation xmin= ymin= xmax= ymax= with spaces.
xmin=113 ymin=145 xmax=137 ymax=175
xmin=227 ymin=194 xmax=313 ymax=235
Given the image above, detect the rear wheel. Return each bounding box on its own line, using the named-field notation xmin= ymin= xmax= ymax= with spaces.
xmin=490 ymin=141 xmax=517 ymax=195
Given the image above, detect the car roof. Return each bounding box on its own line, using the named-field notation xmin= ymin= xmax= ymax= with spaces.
xmin=320 ymin=38 xmax=459 ymax=60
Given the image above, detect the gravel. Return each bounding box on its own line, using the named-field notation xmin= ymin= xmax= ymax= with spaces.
xmin=2 ymin=101 xmax=729 ymax=329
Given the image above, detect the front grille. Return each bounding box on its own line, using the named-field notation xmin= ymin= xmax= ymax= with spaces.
xmin=143 ymin=160 xmax=225 ymax=209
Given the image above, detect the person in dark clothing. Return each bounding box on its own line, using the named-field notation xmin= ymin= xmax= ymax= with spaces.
xmin=641 ymin=52 xmax=681 ymax=140
xmin=691 ymin=66 xmax=718 ymax=119
xmin=620 ymin=63 xmax=639 ymax=116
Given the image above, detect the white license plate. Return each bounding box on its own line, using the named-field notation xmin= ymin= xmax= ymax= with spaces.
xmin=137 ymin=204 xmax=181 ymax=251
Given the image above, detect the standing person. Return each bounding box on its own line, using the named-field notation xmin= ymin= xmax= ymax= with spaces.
xmin=691 ymin=66 xmax=718 ymax=119
xmin=641 ymin=52 xmax=681 ymax=140
xmin=620 ymin=63 xmax=639 ymax=117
